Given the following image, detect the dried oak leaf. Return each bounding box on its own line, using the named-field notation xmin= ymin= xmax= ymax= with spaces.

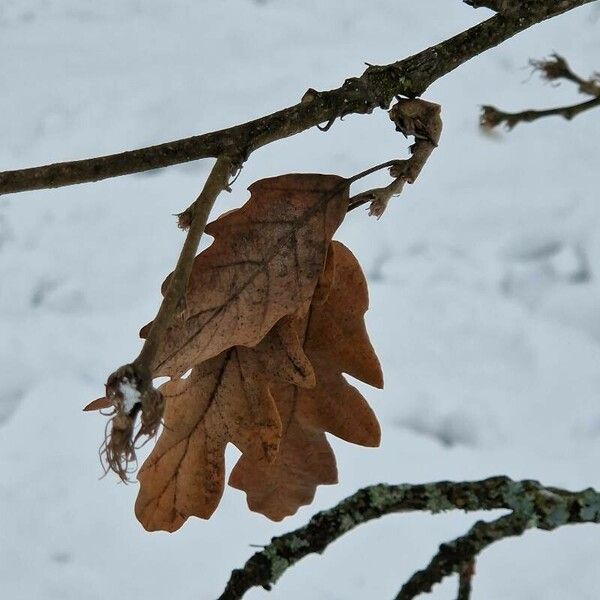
xmin=229 ymin=241 xmax=383 ymax=520
xmin=150 ymin=174 xmax=349 ymax=377
xmin=229 ymin=384 xmax=338 ymax=521
xmin=135 ymin=317 xmax=315 ymax=532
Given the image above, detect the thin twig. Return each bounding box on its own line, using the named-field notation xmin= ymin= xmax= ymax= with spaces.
xmin=0 ymin=0 xmax=596 ymax=195
xmin=345 ymin=159 xmax=404 ymax=185
xmin=530 ymin=53 xmax=600 ymax=96
xmin=456 ymin=560 xmax=475 ymax=600
xmin=348 ymin=175 xmax=408 ymax=214
xmin=134 ymin=155 xmax=234 ymax=373
xmin=481 ymin=95 xmax=600 ymax=129
xmin=216 ymin=477 xmax=600 ymax=600
xmin=395 ymin=516 xmax=526 ymax=599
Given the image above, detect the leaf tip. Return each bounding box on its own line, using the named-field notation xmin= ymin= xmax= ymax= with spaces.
xmin=83 ymin=396 xmax=112 ymax=412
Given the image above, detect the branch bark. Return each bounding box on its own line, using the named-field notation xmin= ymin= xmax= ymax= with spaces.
xmin=0 ymin=0 xmax=596 ymax=196
xmin=217 ymin=477 xmax=600 ymax=600
xmin=463 ymin=0 xmax=508 ymax=11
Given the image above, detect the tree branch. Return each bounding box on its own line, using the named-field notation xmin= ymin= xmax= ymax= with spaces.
xmin=217 ymin=477 xmax=600 ymax=600
xmin=0 ymin=0 xmax=596 ymax=196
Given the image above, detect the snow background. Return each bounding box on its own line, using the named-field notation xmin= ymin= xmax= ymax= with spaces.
xmin=1 ymin=1 xmax=600 ymax=598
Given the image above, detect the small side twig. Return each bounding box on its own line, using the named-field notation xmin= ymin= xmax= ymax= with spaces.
xmin=530 ymin=53 xmax=600 ymax=96
xmin=135 ymin=155 xmax=234 ymax=372
xmin=395 ymin=515 xmax=525 ymax=599
xmin=481 ymin=95 xmax=600 ymax=129
xmin=456 ymin=559 xmax=475 ymax=600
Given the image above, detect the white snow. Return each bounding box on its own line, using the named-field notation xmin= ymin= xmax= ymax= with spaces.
xmin=118 ymin=378 xmax=141 ymax=414
xmin=1 ymin=1 xmax=600 ymax=599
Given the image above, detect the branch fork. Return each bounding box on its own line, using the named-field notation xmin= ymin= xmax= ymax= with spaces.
xmin=218 ymin=477 xmax=600 ymax=600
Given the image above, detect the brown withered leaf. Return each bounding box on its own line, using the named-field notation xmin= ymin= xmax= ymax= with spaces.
xmin=229 ymin=242 xmax=383 ymax=520
xmin=150 ymin=174 xmax=349 ymax=377
xmin=311 ymin=241 xmax=336 ymax=306
xmin=135 ymin=317 xmax=315 ymax=532
xmin=228 ymin=385 xmax=338 ymax=522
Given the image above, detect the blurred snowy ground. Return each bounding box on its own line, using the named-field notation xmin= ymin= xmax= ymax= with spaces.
xmin=1 ymin=1 xmax=600 ymax=598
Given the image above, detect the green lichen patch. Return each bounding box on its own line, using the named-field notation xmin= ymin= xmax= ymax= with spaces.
xmin=367 ymin=483 xmax=410 ymax=511
xmin=502 ymin=481 xmax=535 ymax=515
xmin=263 ymin=545 xmax=290 ymax=584
xmin=285 ymin=535 xmax=310 ymax=553
xmin=424 ymin=484 xmax=455 ymax=514
xmin=579 ymin=489 xmax=600 ymax=522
